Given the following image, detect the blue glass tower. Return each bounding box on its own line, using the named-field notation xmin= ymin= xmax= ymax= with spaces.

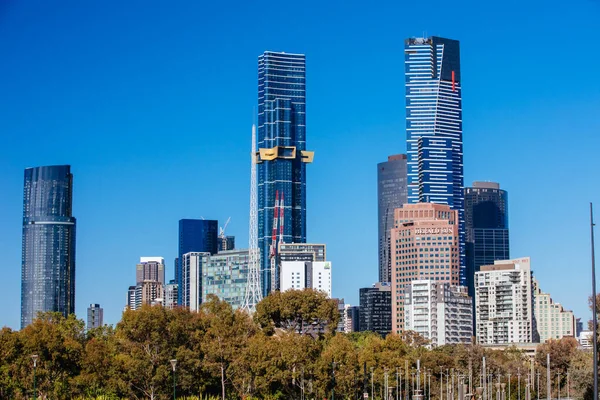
xmin=21 ymin=165 xmax=76 ymax=328
xmin=404 ymin=36 xmax=466 ymax=284
xmin=177 ymin=219 xmax=218 ymax=304
xmin=257 ymin=51 xmax=313 ymax=296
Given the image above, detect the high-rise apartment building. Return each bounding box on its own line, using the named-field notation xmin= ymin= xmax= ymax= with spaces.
xmin=359 ymin=283 xmax=392 ymax=337
xmin=475 ymin=258 xmax=538 ymax=344
xmin=21 ymin=165 xmax=76 ymax=328
xmin=533 ymin=280 xmax=575 ymax=342
xmin=257 ymin=51 xmax=313 ymax=297
xmin=404 ymin=36 xmax=465 ymax=285
xmin=165 ymin=280 xmax=178 ymax=309
xmin=87 ymin=304 xmax=103 ymax=330
xmin=280 ymin=261 xmax=332 ymax=298
xmin=181 ymin=252 xmax=205 ymax=311
xmin=464 ymin=182 xmax=509 ymax=300
xmin=202 ymin=249 xmax=249 ymax=310
xmin=136 ymin=257 xmax=165 ymax=285
xmin=127 ymin=286 xmax=137 ymax=310
xmin=344 ymin=305 xmax=360 ymax=333
xmin=377 ymin=154 xmax=408 ymax=283
xmin=177 ymin=219 xmax=218 ymax=304
xmin=390 ymin=203 xmax=459 ymax=334
xmin=137 ymin=281 xmax=165 ymax=308
xmin=404 ymin=281 xmax=472 ymax=347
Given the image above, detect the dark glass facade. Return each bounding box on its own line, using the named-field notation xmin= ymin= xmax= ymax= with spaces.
xmin=405 ymin=36 xmax=466 ymax=285
xmin=177 ymin=219 xmax=218 ymax=304
xmin=377 ymin=154 xmax=408 ymax=283
xmin=21 ymin=165 xmax=76 ymax=328
xmin=359 ymin=283 xmax=392 ymax=337
xmin=464 ymin=181 xmax=509 ymax=301
xmin=257 ymin=51 xmax=311 ymax=296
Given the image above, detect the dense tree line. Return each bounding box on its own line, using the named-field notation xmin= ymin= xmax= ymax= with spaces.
xmin=0 ymin=289 xmax=594 ymax=400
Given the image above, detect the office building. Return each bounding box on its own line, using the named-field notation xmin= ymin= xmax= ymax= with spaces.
xmin=202 ymin=249 xmax=249 ymax=310
xmin=533 ymin=280 xmax=575 ymax=342
xmin=404 ymin=281 xmax=472 ymax=347
xmin=178 ymin=219 xmax=218 ymax=304
xmin=359 ymin=283 xmax=392 ymax=337
xmin=21 ymin=165 xmax=76 ymax=328
xmin=464 ymin=182 xmax=509 ymax=300
xmin=181 ymin=252 xmax=206 ymax=311
xmin=218 ymin=236 xmax=235 ymax=252
xmin=280 ymin=260 xmax=332 ymax=298
xmin=344 ymin=305 xmax=360 ymax=333
xmin=576 ymin=318 xmax=584 ymax=338
xmin=579 ymin=331 xmax=593 ymax=349
xmin=136 ymin=257 xmax=165 ymax=285
xmin=165 ymin=280 xmax=178 ymax=309
xmin=87 ymin=304 xmax=103 ymax=330
xmin=377 ymin=154 xmax=408 ymax=283
xmin=257 ymin=51 xmax=313 ymax=297
xmin=404 ymin=36 xmax=465 ymax=285
xmin=475 ymin=258 xmax=537 ymax=344
xmin=279 ymin=243 xmax=326 ymax=262
xmin=390 ymin=203 xmax=459 ymax=334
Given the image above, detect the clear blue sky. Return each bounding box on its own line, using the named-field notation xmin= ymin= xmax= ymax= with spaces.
xmin=1 ymin=0 xmax=599 ymax=329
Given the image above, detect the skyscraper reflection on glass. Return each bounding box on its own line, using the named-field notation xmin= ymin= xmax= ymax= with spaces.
xmin=404 ymin=36 xmax=466 ymax=284
xmin=257 ymin=51 xmax=313 ymax=296
xmin=21 ymin=165 xmax=76 ymax=328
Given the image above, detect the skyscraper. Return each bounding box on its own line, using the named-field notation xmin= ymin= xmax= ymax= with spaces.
xmin=177 ymin=219 xmax=218 ymax=304
xmin=21 ymin=165 xmax=76 ymax=328
xmin=390 ymin=203 xmax=460 ymax=334
xmin=136 ymin=257 xmax=165 ymax=285
xmin=257 ymin=51 xmax=313 ymax=297
xmin=377 ymin=154 xmax=408 ymax=283
xmin=404 ymin=36 xmax=465 ymax=284
xmin=464 ymin=181 xmax=509 ymax=300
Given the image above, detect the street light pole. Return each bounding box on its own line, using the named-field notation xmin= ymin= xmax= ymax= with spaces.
xmin=331 ymin=362 xmax=336 ymax=400
xmin=170 ymin=359 xmax=177 ymax=400
xmin=371 ymin=367 xmax=374 ymax=400
xmin=591 ymin=203 xmax=598 ymax=400
xmin=31 ymin=354 xmax=38 ymax=400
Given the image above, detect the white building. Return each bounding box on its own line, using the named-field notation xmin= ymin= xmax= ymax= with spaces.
xmin=181 ymin=252 xmax=207 ymax=311
xmin=579 ymin=330 xmax=593 ymax=350
xmin=533 ymin=279 xmax=575 ymax=342
xmin=280 ymin=260 xmax=332 ymax=298
xmin=475 ymin=257 xmax=538 ymax=344
xmin=404 ymin=280 xmax=472 ymax=347
xmin=165 ymin=280 xmax=178 ymax=309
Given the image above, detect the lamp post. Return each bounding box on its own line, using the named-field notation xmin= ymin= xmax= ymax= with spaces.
xmin=331 ymin=362 xmax=336 ymax=400
xmin=31 ymin=354 xmax=38 ymax=400
xmin=507 ymin=373 xmax=511 ymax=400
xmin=371 ymin=367 xmax=374 ymax=400
xmin=170 ymin=359 xmax=177 ymax=400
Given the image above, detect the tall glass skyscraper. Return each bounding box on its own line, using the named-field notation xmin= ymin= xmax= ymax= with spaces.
xmin=404 ymin=36 xmax=465 ymax=284
xmin=21 ymin=165 xmax=76 ymax=328
xmin=377 ymin=154 xmax=408 ymax=283
xmin=257 ymin=51 xmax=313 ymax=296
xmin=177 ymin=219 xmax=218 ymax=304
xmin=464 ymin=181 xmax=509 ymax=300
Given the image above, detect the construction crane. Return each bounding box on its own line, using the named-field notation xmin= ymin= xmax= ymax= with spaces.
xmin=219 ymin=217 xmax=231 ymax=239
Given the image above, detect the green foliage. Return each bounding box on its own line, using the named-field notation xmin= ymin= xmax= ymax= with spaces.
xmin=0 ymin=294 xmax=590 ymax=399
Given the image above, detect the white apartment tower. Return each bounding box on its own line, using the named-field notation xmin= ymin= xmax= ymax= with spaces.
xmin=475 ymin=257 xmax=538 ymax=344
xmin=404 ymin=280 xmax=472 ymax=347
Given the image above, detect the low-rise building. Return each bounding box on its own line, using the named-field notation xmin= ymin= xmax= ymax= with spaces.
xmin=533 ymin=279 xmax=575 ymax=342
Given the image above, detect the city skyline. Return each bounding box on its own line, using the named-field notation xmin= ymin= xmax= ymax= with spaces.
xmin=1 ymin=0 xmax=599 ymax=329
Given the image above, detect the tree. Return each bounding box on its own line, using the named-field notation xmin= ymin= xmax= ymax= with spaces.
xmin=201 ymin=295 xmax=256 ymax=400
xmin=254 ymin=289 xmax=340 ymax=337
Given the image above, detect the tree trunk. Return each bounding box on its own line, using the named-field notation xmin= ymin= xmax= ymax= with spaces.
xmin=221 ymin=364 xmax=226 ymax=400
